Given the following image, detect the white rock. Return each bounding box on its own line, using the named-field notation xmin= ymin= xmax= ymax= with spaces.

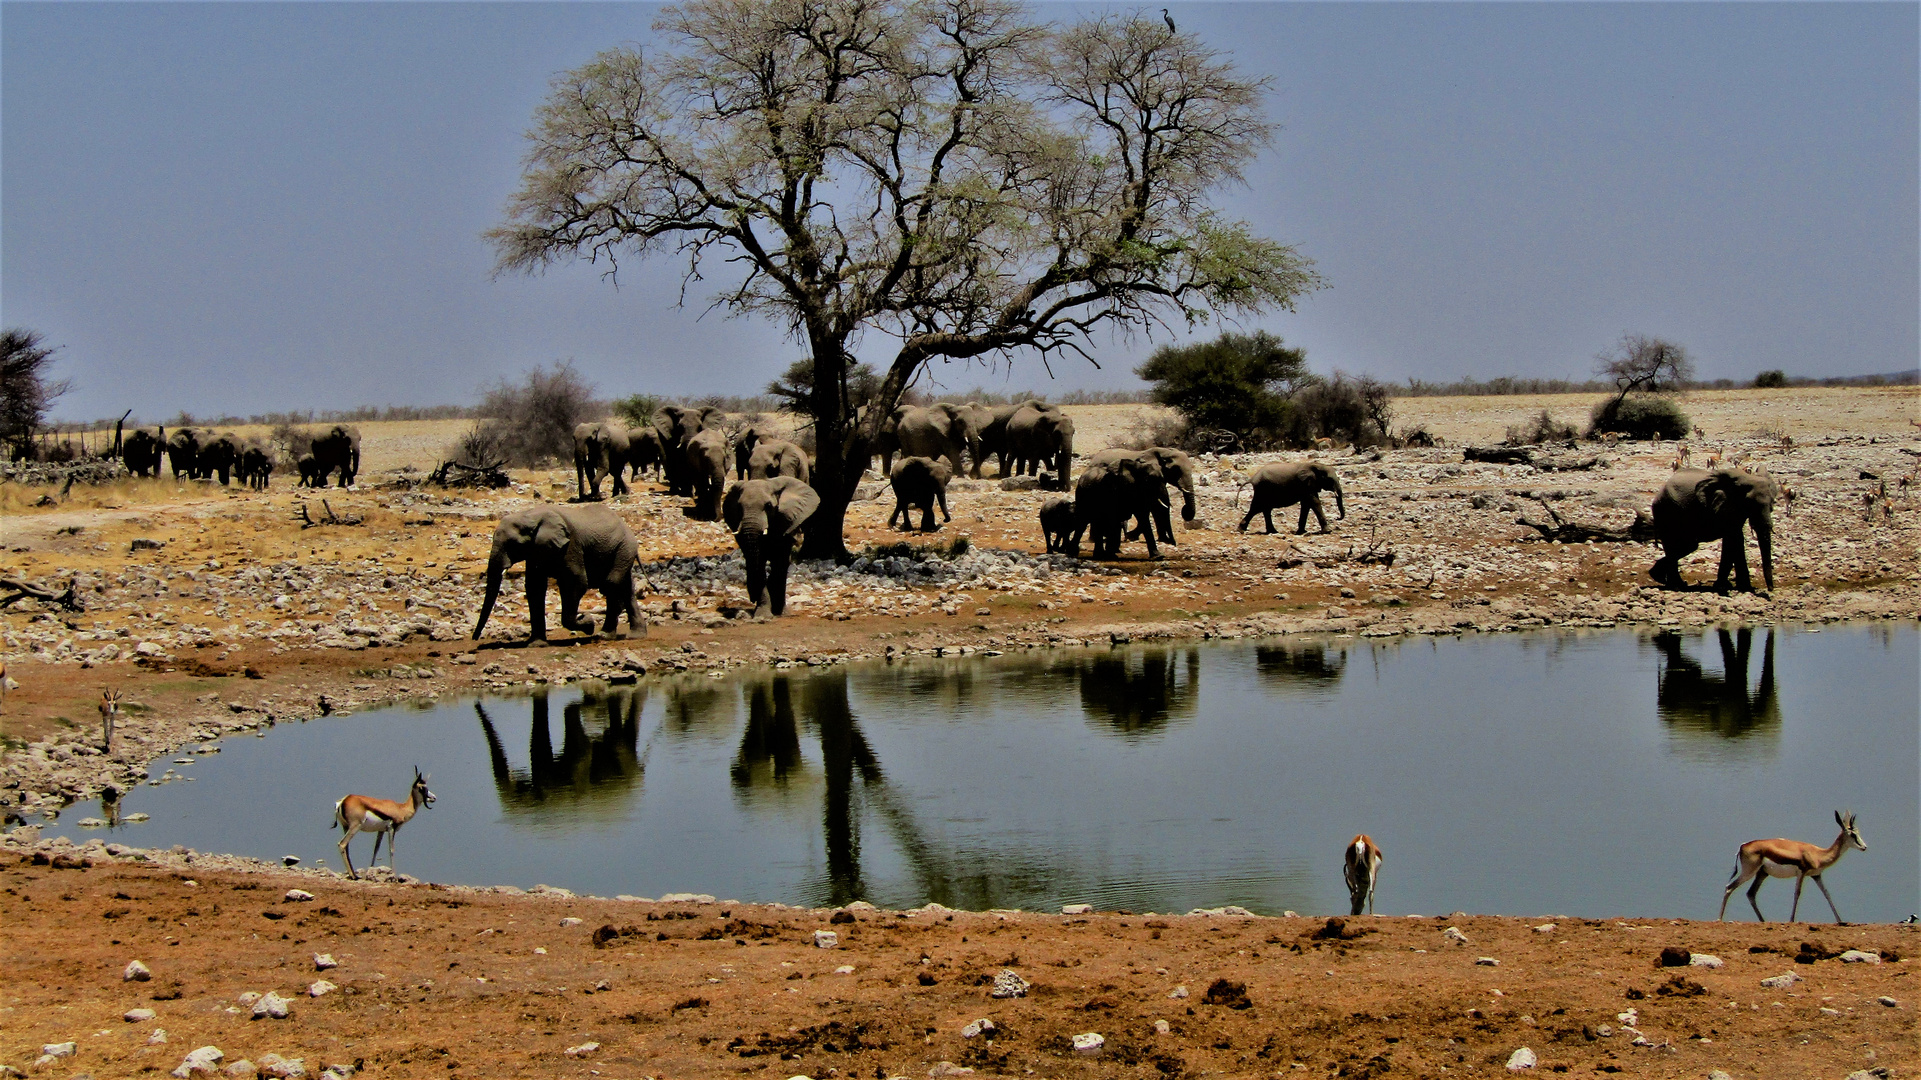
xmin=1839 ymin=949 xmax=1882 ymax=963
xmin=1504 ymin=1047 xmax=1536 ymax=1071
xmin=926 ymin=1063 xmax=974 ymax=1077
xmin=989 ymin=969 xmax=1029 ymax=998
xmin=312 ymin=953 xmax=338 ymax=970
xmin=1153 ymin=1019 xmax=1171 ymax=1035
xmin=237 ymin=992 xmax=261 ymax=1005
xmin=1071 ymin=1032 xmax=1104 ymax=1054
xmin=174 ymin=1046 xmax=225 ymax=1077
xmin=559 ymin=917 xmax=583 ymax=927
xmin=658 ymin=892 xmax=716 ymax=903
xmin=813 ymin=930 xmax=839 ymax=949
xmin=1616 ymin=1009 xmax=1637 ymax=1026
xmin=308 ymin=980 xmax=337 ymax=997
xmin=1688 ymin=953 xmax=1723 ymax=969
xmin=149 ymin=1029 xmax=169 ymax=1045
xmin=960 ymin=1018 xmax=996 ymax=1038
xmin=40 ymin=1043 xmax=76 ymax=1059
xmin=1877 ymin=996 xmax=1898 ymax=1008
xmin=1168 ymin=985 xmax=1189 ymax=999
xmin=283 ymin=889 xmax=314 ymax=903
xmin=226 ymin=1060 xmax=259 ymax=1078
xmin=125 ymin=959 xmax=153 ymax=981
xmin=1759 ymin=972 xmax=1800 ymax=990
xmin=257 ymin=1054 xmax=307 ymax=1079
xmin=125 ymin=1008 xmax=158 ymax=1022
xmin=251 ymin=991 xmax=292 ymax=1019
xmin=1708 ymin=1071 xmax=1733 ymax=1080
xmin=1060 ymin=903 xmax=1093 ymax=915
xmin=562 ymin=1042 xmax=599 ymax=1057
xmin=1531 ymin=923 xmax=1556 ymax=934
xmin=1442 ymin=926 xmax=1469 ymax=945
xmin=1476 ymin=956 xmax=1501 ymax=966
xmin=834 ymin=964 xmax=855 ymax=974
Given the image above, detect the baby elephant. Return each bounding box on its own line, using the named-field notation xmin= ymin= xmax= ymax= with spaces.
xmin=473 ymin=504 xmax=645 ymax=643
xmin=1039 ymin=496 xmax=1082 ymax=553
xmin=1239 ymin=461 xmax=1345 ymax=535
xmin=889 ymin=457 xmax=953 ymax=532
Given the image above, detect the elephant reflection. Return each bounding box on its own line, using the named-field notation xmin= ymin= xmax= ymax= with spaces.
xmin=1255 ymin=641 xmax=1348 ymax=690
xmin=1079 ymin=648 xmax=1200 ymax=734
xmin=476 ymin=688 xmax=646 ymax=817
xmin=1655 ymin=628 xmax=1780 ymax=739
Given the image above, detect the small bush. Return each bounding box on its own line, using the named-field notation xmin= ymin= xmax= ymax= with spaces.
xmin=1589 ymin=394 xmax=1690 ymax=441
xmin=475 ymin=361 xmax=596 ymax=467
xmin=1284 ymin=374 xmax=1392 ymax=448
xmin=1505 ymin=409 xmax=1578 ymax=446
xmin=448 ymin=421 xmax=514 ymax=468
xmin=1754 ymin=369 xmax=1787 ymax=389
xmin=611 ymin=394 xmax=663 ymax=428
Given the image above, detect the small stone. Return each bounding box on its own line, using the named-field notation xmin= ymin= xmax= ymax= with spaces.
xmin=1707 ymin=1071 xmax=1733 ymax=1080
xmin=226 ymin=1061 xmax=259 ymax=1078
xmin=560 ymin=917 xmax=583 ymax=927
xmin=960 ymin=1018 xmax=995 ymax=1038
xmin=257 ymin=1054 xmax=306 ymax=1079
xmin=1476 ymin=957 xmax=1500 ymax=966
xmin=657 ymin=892 xmax=716 ymax=903
xmin=813 ymin=930 xmax=839 ymax=949
xmin=1819 ymin=1006 xmax=1841 ymax=1016
xmin=282 ymin=856 xmax=300 ymax=866
xmin=1442 ymin=926 xmax=1469 ymax=945
xmin=989 ymin=970 xmax=1029 ymax=998
xmin=251 ymin=991 xmax=291 ymax=1020
xmin=1659 ymin=946 xmax=1691 ymax=967
xmin=125 ymin=1008 xmax=158 ymax=1022
xmin=1168 ymin=985 xmax=1189 ymax=999
xmin=173 ymin=1046 xmax=225 ymax=1077
xmin=927 ymin=1063 xmax=974 ymax=1077
xmin=1071 ymin=1032 xmax=1104 ymax=1054
xmin=562 ymin=1042 xmax=599 ymax=1057
xmin=237 ymin=992 xmax=262 ymax=1005
xmin=283 ymin=889 xmax=314 ymax=903
xmin=1877 ymin=996 xmax=1898 ymax=1008
xmin=312 ymin=953 xmax=338 ymax=970
xmin=1688 ymin=953 xmax=1724 ymax=969
xmin=1504 ymin=1047 xmax=1536 ymax=1071
xmin=40 ymin=1043 xmax=76 ymax=1059
xmin=125 ymin=959 xmax=153 ymax=981
xmin=1153 ymin=1019 xmax=1171 ymax=1035
xmin=1759 ymin=972 xmax=1800 ymax=990
xmin=308 ymin=981 xmax=336 ymax=997
xmin=149 ymin=1029 xmax=169 ymax=1045
xmin=1060 ymin=903 xmax=1093 ymax=915
xmin=1616 ymin=1009 xmax=1637 ymax=1026
xmin=1839 ymin=949 xmax=1883 ymax=964
xmin=834 ymin=965 xmax=855 ymax=974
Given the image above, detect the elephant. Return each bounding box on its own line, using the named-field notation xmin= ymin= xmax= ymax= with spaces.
xmin=198 ymin=433 xmax=239 ymax=485
xmin=888 ymin=456 xmax=952 ymax=532
xmin=626 ymin=425 xmax=666 ymax=482
xmin=1038 ymin=496 xmax=1084 ymax=553
xmin=732 ymin=423 xmax=771 ymax=480
xmin=572 ymin=421 xmax=631 ymax=500
xmin=1238 ymin=461 xmax=1345 ymax=534
xmin=472 ymin=504 xmax=645 ymax=643
xmin=683 ymin=426 xmax=731 ymax=520
xmin=295 ymin=454 xmax=325 ymax=488
xmin=1004 ymin=401 xmax=1074 ymax=481
xmin=652 ymin=404 xmax=727 ymax=497
xmin=121 ymin=428 xmax=165 ymax=478
xmin=165 ymin=428 xmax=202 ymax=480
xmin=968 ymin=401 xmax=1032 ymax=476
xmin=310 ymin=425 xmax=362 ymax=487
xmin=747 ymin=438 xmax=812 ymax=484
xmin=1087 ymin=446 xmax=1197 ymax=545
xmin=239 ymin=446 xmax=273 ymax=490
xmin=723 ymin=476 xmax=820 ymax=618
xmin=1072 ymin=453 xmax=1166 ymax=559
xmin=879 ymin=403 xmax=980 ymax=479
xmin=1649 ymin=467 xmax=1775 ymax=593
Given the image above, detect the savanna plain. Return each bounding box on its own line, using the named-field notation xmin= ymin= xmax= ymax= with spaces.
xmin=1 ymin=388 xmax=1917 ymax=1079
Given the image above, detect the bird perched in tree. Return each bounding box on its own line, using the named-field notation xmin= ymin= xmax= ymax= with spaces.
xmin=1162 ymin=8 xmax=1177 ymax=33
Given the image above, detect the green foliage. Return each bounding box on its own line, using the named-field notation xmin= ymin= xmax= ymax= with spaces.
xmin=1590 ymin=394 xmax=1691 ymax=440
xmin=1753 ymin=369 xmax=1787 ymax=389
xmin=941 ymin=535 xmax=972 ymax=560
xmin=612 ymin=394 xmax=663 ymax=427
xmin=767 ymin=358 xmax=881 ymax=421
xmin=1136 ymin=331 xmax=1307 ymax=442
xmin=1284 ymin=374 xmax=1394 ymax=448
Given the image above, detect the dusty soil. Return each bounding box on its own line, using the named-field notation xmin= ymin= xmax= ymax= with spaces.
xmin=0 ymin=387 xmax=1916 ymax=1078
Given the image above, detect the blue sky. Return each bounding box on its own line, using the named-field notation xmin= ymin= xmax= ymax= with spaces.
xmin=3 ymin=2 xmax=1915 ymax=421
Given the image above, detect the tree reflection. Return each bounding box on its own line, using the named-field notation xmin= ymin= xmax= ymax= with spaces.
xmin=1079 ymin=648 xmax=1201 ymax=734
xmin=476 ymin=687 xmax=646 ymax=819
xmin=1655 ymin=628 xmax=1780 ymax=739
xmin=1254 ymin=641 xmax=1348 ymax=691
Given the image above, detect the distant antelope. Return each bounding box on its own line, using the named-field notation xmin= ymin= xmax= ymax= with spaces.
xmin=1344 ymin=834 xmax=1383 ymax=916
xmin=1675 ymin=443 xmax=1691 ymax=467
xmin=332 ymin=768 xmax=435 ymax=880
xmin=0 ymin=658 xmax=13 ymax=713
xmin=1719 ymin=811 xmax=1866 ymax=923
xmin=99 ymin=689 xmax=122 ymax=751
xmin=1693 ymin=425 xmax=1706 ymax=441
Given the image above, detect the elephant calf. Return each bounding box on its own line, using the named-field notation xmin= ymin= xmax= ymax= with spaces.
xmin=1650 ymin=467 xmax=1775 ymax=592
xmin=1039 ymin=497 xmax=1083 ymax=554
xmin=1239 ymin=461 xmax=1345 ymax=535
xmin=473 ymin=504 xmax=645 ymax=643
xmin=889 ymin=457 xmax=952 ymax=532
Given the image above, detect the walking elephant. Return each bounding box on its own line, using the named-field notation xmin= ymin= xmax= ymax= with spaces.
xmin=199 ymin=433 xmax=240 ymax=485
xmin=165 ymin=428 xmax=202 ymax=480
xmin=888 ymin=456 xmax=952 ymax=532
xmin=1004 ymin=402 xmax=1074 ymax=482
xmin=966 ymin=401 xmax=1030 ymax=477
xmin=732 ymin=423 xmax=771 ymax=481
xmin=723 ymin=476 xmax=820 ymax=618
xmin=1039 ymin=496 xmax=1084 ymax=554
xmin=1650 ymin=467 xmax=1775 ymax=592
xmin=879 ymin=403 xmax=979 ymax=479
xmin=239 ymin=446 xmax=273 ymax=490
xmin=310 ymin=425 xmax=362 ymax=488
xmin=572 ymin=421 xmax=631 ymax=500
xmin=683 ymin=427 xmax=731 ymax=520
xmin=1087 ymin=447 xmax=1197 ymax=545
xmin=472 ymin=504 xmax=645 ymax=643
xmin=626 ymin=425 xmax=666 ymax=482
xmin=746 ymin=438 xmax=811 ymax=484
xmin=1073 ymin=453 xmax=1167 ymax=559
xmin=295 ymin=454 xmax=325 ymax=488
xmin=652 ymin=404 xmax=726 ymax=497
xmin=120 ymin=428 xmax=165 ymax=478
xmin=1238 ymin=461 xmax=1345 ymax=534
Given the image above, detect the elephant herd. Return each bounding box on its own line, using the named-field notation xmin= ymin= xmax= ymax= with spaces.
xmin=117 ymin=424 xmax=361 ymax=490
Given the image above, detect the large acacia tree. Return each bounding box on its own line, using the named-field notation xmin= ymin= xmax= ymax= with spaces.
xmin=491 ymin=0 xmax=1321 ymax=558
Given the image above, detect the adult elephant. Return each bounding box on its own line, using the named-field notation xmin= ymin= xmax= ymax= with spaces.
xmin=626 ymin=425 xmax=666 ymax=483
xmin=1650 ymin=467 xmax=1775 ymax=593
xmin=199 ymin=433 xmax=240 ymax=485
xmin=310 ymin=425 xmax=362 ymax=487
xmin=732 ymin=422 xmax=771 ymax=480
xmin=1238 ymin=461 xmax=1345 ymax=535
xmin=1073 ymin=453 xmax=1166 ymax=559
xmin=652 ymin=404 xmax=726 ymax=497
xmin=472 ymin=504 xmax=644 ymax=643
xmin=1004 ymin=402 xmax=1075 ymax=481
xmin=723 ymin=476 xmax=820 ymax=618
xmin=969 ymin=401 xmax=1031 ymax=477
xmin=683 ymin=427 xmax=731 ymax=520
xmin=165 ymin=428 xmax=202 ymax=480
xmin=572 ymin=421 xmax=631 ymax=500
xmin=746 ymin=438 xmax=811 ymax=484
xmin=888 ymin=456 xmax=952 ymax=532
xmin=121 ymin=428 xmax=165 ymax=478
xmin=1087 ymin=446 xmax=1197 ymax=545
xmin=880 ymin=403 xmax=979 ymax=479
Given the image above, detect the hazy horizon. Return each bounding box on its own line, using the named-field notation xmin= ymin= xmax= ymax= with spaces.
xmin=5 ymin=2 xmax=1916 ymax=423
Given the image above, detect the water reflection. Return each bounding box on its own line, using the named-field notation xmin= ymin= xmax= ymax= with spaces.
xmin=1080 ymin=648 xmax=1201 ymax=734
xmin=476 ymin=687 xmax=647 ymax=822
xmin=1655 ymin=628 xmax=1780 ymax=741
xmin=1255 ymin=640 xmax=1349 ymax=691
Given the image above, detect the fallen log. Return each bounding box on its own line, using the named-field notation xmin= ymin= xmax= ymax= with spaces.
xmin=294 ymin=500 xmax=365 ymax=529
xmin=0 ymin=576 xmax=81 ymax=611
xmin=430 ymin=460 xmax=511 ymax=489
xmin=1464 ymin=446 xmax=1536 ymax=465
xmin=1514 ymin=499 xmax=1655 ymax=543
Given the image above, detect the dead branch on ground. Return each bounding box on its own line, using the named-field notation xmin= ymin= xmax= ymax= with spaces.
xmin=0 ymin=576 xmax=81 ymax=611
xmin=430 ymin=460 xmax=511 ymax=488
xmin=1514 ymin=498 xmax=1654 ymax=543
xmin=294 ymin=500 xmax=364 ymax=529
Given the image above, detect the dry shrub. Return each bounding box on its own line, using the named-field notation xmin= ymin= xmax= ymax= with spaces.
xmin=475 ymin=361 xmax=596 ymax=467
xmin=1505 ymin=409 xmax=1578 ymax=446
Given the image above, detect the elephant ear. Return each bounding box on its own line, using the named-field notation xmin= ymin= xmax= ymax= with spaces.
xmin=651 ymin=406 xmax=678 ymax=435
xmin=931 ymin=461 xmax=953 ymax=484
xmin=775 ymin=480 xmax=820 ymax=535
xmin=1701 ymin=475 xmax=1732 ymax=516
xmin=533 ymin=510 xmax=572 ymax=552
xmin=722 ymin=482 xmax=748 ymax=532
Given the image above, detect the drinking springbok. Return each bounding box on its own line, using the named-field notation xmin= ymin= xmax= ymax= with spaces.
xmin=1344 ymin=834 xmax=1383 ymax=916
xmin=332 ymin=768 xmax=435 ymax=880
xmin=1718 ymin=811 xmax=1866 ymax=923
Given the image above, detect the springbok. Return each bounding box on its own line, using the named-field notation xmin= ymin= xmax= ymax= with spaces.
xmin=332 ymin=768 xmax=435 ymax=880
xmin=1344 ymin=834 xmax=1383 ymax=916
xmin=1718 ymin=811 xmax=1866 ymax=923
xmin=99 ymin=689 xmax=122 ymax=751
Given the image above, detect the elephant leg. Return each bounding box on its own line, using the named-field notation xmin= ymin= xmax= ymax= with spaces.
xmin=1139 ymin=511 xmax=1161 ymax=559
xmin=919 ymin=501 xmax=936 ymax=532
xmin=767 ymin=545 xmax=792 ymax=616
xmin=1295 ymin=502 xmax=1312 ymax=534
xmin=611 ymin=461 xmax=629 ymax=497
xmin=1720 ymin=532 xmax=1753 ymax=592
xmin=744 ymin=551 xmax=771 ymax=617
xmin=1652 ymin=538 xmax=1698 ymax=588
xmin=889 ymin=499 xmax=906 ymax=530
xmin=560 ymin=583 xmax=592 ymax=635
xmin=937 ymin=489 xmax=950 ymax=523
xmin=1237 ymin=502 xmax=1258 ymax=532
xmin=525 ymin=573 xmax=549 ymax=642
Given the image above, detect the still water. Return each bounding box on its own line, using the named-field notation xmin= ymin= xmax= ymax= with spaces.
xmin=70 ymin=624 xmax=1918 ymax=921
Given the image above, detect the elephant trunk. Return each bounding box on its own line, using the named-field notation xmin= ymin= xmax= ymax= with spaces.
xmin=1330 ymin=478 xmax=1346 ymax=519
xmin=1179 ymin=486 xmax=1197 ymax=522
xmin=1754 ymin=516 xmax=1773 ymax=591
xmin=473 ymin=552 xmax=508 ymax=639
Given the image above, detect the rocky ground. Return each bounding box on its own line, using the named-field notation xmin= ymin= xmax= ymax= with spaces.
xmin=0 ymin=387 xmax=1916 ymax=1077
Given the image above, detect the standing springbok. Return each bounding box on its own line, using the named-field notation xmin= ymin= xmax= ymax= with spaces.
xmin=1718 ymin=811 xmax=1866 ymax=923
xmin=1344 ymin=834 xmax=1383 ymax=916
xmin=99 ymin=689 xmax=122 ymax=751
xmin=332 ymin=768 xmax=435 ymax=880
